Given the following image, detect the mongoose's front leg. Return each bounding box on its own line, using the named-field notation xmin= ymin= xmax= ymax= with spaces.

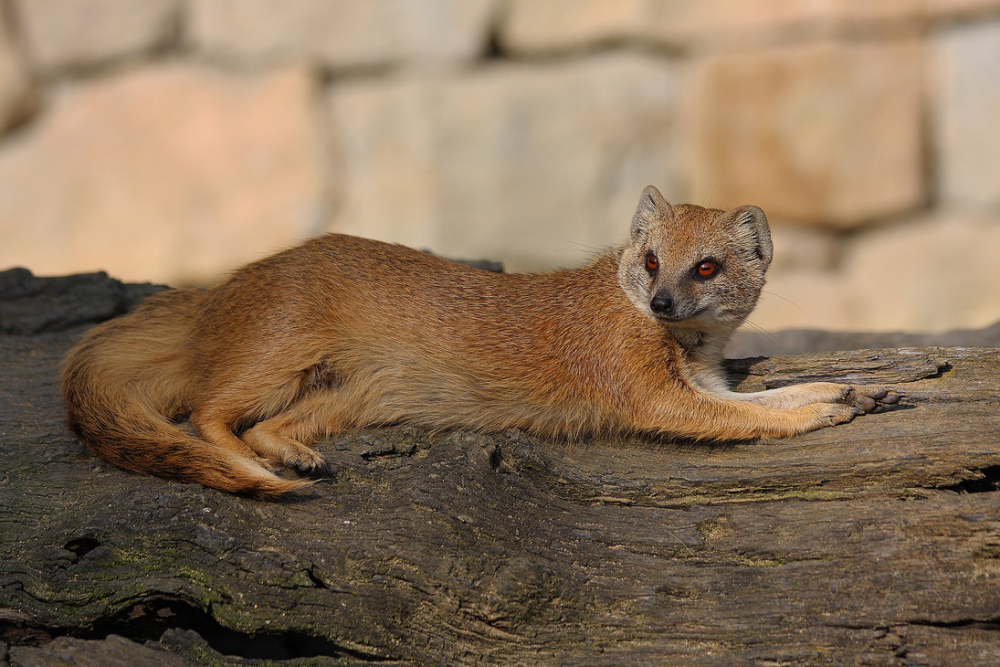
xmin=637 ymin=381 xmax=897 ymax=441
xmin=732 ymin=382 xmax=901 ymax=412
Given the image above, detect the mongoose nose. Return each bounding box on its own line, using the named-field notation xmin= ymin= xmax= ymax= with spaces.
xmin=650 ymin=293 xmax=674 ymax=316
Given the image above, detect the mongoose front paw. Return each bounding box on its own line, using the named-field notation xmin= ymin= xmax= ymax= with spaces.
xmin=814 ymin=403 xmax=864 ymax=428
xmin=843 ymin=386 xmax=902 ymax=413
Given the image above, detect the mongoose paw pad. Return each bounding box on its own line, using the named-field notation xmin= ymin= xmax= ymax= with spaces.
xmin=843 ymin=386 xmax=902 ymax=414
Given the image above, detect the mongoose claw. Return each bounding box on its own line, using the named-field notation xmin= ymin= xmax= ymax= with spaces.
xmin=873 ymin=389 xmax=903 ymax=413
xmin=880 ymin=390 xmax=902 ymax=405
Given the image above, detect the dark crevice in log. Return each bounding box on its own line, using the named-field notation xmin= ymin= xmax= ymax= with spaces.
xmin=925 ymin=361 xmax=953 ymax=380
xmin=305 ymin=566 xmax=330 ymax=590
xmin=62 ymin=537 xmax=102 ymax=564
xmin=938 ymin=465 xmax=1000 ymax=494
xmin=2 ymin=593 xmax=398 ymax=662
xmin=907 ymin=618 xmax=1000 ymax=632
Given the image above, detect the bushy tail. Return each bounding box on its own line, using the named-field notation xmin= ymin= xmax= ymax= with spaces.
xmin=60 ymin=288 xmax=308 ymax=498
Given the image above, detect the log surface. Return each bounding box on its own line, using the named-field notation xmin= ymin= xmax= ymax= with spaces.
xmin=1 ymin=270 xmax=999 ymax=666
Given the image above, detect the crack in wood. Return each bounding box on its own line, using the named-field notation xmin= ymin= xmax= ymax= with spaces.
xmin=62 ymin=537 xmax=102 ymax=564
xmin=907 ymin=618 xmax=1000 ymax=631
xmin=2 ymin=592 xmax=398 ymax=662
xmin=938 ymin=465 xmax=1000 ymax=494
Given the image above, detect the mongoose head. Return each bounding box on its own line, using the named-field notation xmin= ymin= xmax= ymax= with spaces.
xmin=617 ymin=185 xmax=773 ymax=334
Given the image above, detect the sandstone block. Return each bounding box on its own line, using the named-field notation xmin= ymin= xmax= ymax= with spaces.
xmin=642 ymin=0 xmax=1000 ymax=48
xmin=501 ymin=0 xmax=647 ymax=54
xmin=841 ymin=212 xmax=1000 ymax=332
xmin=935 ymin=21 xmax=1000 ymax=208
xmin=500 ymin=0 xmax=998 ymax=54
xmin=326 ymin=53 xmax=681 ymax=270
xmin=0 ymin=65 xmax=329 ymax=285
xmin=922 ymin=0 xmax=1000 ymax=18
xmin=0 ymin=10 xmax=33 ymax=131
xmin=686 ymin=39 xmax=924 ymax=229
xmin=643 ymin=0 xmax=923 ymax=48
xmin=767 ymin=224 xmax=842 ymax=273
xmin=502 ymin=0 xmax=1000 ymax=56
xmin=12 ymin=0 xmax=179 ymax=71
xmin=189 ymin=0 xmax=494 ymax=68
xmin=747 ymin=268 xmax=856 ymax=333
xmin=755 ymin=211 xmax=1000 ymax=332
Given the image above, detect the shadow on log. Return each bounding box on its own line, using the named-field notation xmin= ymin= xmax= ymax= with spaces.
xmin=2 ymin=269 xmax=999 ymax=665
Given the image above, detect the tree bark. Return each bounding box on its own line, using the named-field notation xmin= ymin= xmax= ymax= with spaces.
xmin=2 ymin=269 xmax=999 ymax=666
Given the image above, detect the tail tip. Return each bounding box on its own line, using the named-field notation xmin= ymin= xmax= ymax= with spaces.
xmin=245 ymin=474 xmax=320 ymax=499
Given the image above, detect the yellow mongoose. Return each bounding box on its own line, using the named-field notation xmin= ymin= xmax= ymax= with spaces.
xmin=61 ymin=186 xmax=898 ymax=496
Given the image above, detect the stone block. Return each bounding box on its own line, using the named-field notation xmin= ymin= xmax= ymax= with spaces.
xmin=922 ymin=0 xmax=1000 ymax=18
xmin=501 ymin=0 xmax=647 ymax=54
xmin=12 ymin=0 xmax=179 ymax=71
xmin=500 ymin=0 xmax=989 ymax=54
xmin=756 ymin=211 xmax=1000 ymax=332
xmin=189 ymin=0 xmax=495 ymax=68
xmin=326 ymin=53 xmax=682 ymax=270
xmin=0 ymin=65 xmax=329 ymax=285
xmin=934 ymin=20 xmax=1000 ymax=208
xmin=0 ymin=10 xmax=33 ymax=131
xmin=767 ymin=224 xmax=842 ymax=273
xmin=685 ymin=39 xmax=925 ymax=229
xmin=501 ymin=0 xmax=1000 ymax=55
xmin=748 ymin=268 xmax=855 ymax=333
xmin=842 ymin=211 xmax=1000 ymax=331
xmin=643 ymin=0 xmax=923 ymax=47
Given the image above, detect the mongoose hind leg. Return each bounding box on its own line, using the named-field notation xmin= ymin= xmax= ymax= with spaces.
xmin=242 ymin=389 xmax=349 ymax=474
xmin=243 ymin=421 xmax=327 ymax=474
xmin=190 ymin=407 xmax=277 ymax=471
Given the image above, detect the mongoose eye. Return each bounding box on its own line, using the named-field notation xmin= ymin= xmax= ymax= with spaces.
xmin=645 ymin=252 xmax=659 ymax=273
xmin=696 ymin=260 xmax=717 ymax=278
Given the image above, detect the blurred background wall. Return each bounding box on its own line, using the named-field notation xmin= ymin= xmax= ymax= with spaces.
xmin=0 ymin=0 xmax=998 ymax=334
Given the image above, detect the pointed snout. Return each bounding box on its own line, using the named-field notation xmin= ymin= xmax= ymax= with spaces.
xmin=649 ymin=291 xmax=675 ymax=317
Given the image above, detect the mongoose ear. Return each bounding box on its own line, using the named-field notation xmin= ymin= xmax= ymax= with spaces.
xmin=730 ymin=205 xmax=773 ymax=268
xmin=631 ymin=185 xmax=674 ymax=238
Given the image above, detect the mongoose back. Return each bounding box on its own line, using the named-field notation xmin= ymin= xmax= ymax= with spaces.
xmin=61 ymin=186 xmax=899 ymax=496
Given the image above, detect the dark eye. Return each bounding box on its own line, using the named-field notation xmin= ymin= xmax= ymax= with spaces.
xmin=695 ymin=260 xmax=717 ymax=278
xmin=645 ymin=252 xmax=659 ymax=273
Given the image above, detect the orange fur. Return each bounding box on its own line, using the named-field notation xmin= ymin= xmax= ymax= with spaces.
xmin=60 ymin=186 xmax=898 ymax=496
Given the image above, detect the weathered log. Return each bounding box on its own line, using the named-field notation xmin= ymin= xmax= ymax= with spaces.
xmin=2 ymin=269 xmax=999 ymax=666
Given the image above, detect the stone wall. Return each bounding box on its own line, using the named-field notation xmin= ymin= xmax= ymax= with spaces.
xmin=0 ymin=0 xmax=998 ymax=333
